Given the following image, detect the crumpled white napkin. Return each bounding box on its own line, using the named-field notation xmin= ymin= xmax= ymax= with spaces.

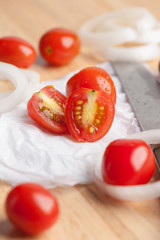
xmin=0 ymin=62 xmax=140 ymax=188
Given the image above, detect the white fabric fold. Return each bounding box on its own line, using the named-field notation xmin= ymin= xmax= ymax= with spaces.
xmin=0 ymin=62 xmax=140 ymax=188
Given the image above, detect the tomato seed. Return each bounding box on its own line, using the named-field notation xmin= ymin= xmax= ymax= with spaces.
xmin=89 ymin=126 xmax=95 ymax=134
xmin=76 ymin=100 xmax=83 ymax=105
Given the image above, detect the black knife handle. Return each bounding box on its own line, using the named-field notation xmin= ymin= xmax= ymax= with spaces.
xmin=153 ymin=146 xmax=160 ymax=172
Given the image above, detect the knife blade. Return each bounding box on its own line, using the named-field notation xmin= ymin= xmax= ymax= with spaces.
xmin=111 ymin=61 xmax=160 ymax=171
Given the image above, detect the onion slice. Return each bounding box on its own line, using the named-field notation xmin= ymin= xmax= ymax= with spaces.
xmin=0 ymin=62 xmax=40 ymax=114
xmin=0 ymin=62 xmax=28 ymax=114
xmin=22 ymin=69 xmax=40 ymax=98
xmin=92 ymin=129 xmax=160 ymax=201
xmin=79 ymin=7 xmax=160 ymax=62
xmin=95 ymin=43 xmax=160 ymax=62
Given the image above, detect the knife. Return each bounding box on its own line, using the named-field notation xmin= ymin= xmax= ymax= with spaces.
xmin=111 ymin=61 xmax=160 ymax=171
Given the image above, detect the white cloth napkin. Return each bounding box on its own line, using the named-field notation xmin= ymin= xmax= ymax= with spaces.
xmin=0 ymin=62 xmax=140 ymax=188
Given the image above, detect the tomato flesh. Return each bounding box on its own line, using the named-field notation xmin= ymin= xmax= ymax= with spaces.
xmin=102 ymin=139 xmax=156 ymax=186
xmin=39 ymin=28 xmax=81 ymax=65
xmin=66 ymin=67 xmax=116 ymax=104
xmin=65 ymin=88 xmax=115 ymax=142
xmin=27 ymin=85 xmax=68 ymax=133
xmin=0 ymin=37 xmax=36 ymax=68
xmin=5 ymin=183 xmax=59 ymax=235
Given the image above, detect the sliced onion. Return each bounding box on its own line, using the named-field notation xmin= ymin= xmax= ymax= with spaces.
xmin=137 ymin=23 xmax=160 ymax=43
xmin=0 ymin=62 xmax=28 ymax=114
xmin=80 ymin=20 xmax=137 ymax=48
xmin=79 ymin=7 xmax=160 ymax=62
xmin=95 ymin=43 xmax=160 ymax=62
xmin=0 ymin=62 xmax=40 ymax=114
xmin=22 ymin=69 xmax=40 ymax=99
xmin=92 ymin=129 xmax=160 ymax=201
xmin=97 ymin=7 xmax=157 ymax=33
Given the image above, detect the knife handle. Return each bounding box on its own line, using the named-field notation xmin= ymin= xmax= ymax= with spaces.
xmin=153 ymin=146 xmax=160 ymax=172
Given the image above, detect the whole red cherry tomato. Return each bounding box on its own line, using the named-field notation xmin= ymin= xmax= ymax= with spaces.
xmin=65 ymin=88 xmax=115 ymax=142
xmin=66 ymin=67 xmax=116 ymax=104
xmin=39 ymin=28 xmax=81 ymax=65
xmin=0 ymin=37 xmax=36 ymax=68
xmin=102 ymin=139 xmax=156 ymax=186
xmin=5 ymin=183 xmax=59 ymax=235
xmin=27 ymin=85 xmax=68 ymax=133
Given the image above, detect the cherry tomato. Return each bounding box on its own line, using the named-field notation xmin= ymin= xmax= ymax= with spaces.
xmin=5 ymin=183 xmax=59 ymax=235
xmin=66 ymin=67 xmax=116 ymax=104
xmin=0 ymin=37 xmax=36 ymax=68
xmin=27 ymin=85 xmax=68 ymax=133
xmin=65 ymin=88 xmax=115 ymax=142
xmin=102 ymin=139 xmax=156 ymax=186
xmin=39 ymin=28 xmax=81 ymax=65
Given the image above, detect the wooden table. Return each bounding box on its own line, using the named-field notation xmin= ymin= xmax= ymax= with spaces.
xmin=0 ymin=0 xmax=160 ymax=239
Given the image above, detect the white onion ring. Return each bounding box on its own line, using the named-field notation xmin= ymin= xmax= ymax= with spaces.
xmin=22 ymin=69 xmax=40 ymax=98
xmin=95 ymin=43 xmax=160 ymax=62
xmin=137 ymin=23 xmax=160 ymax=43
xmin=80 ymin=19 xmax=137 ymax=48
xmin=79 ymin=7 xmax=160 ymax=62
xmin=97 ymin=7 xmax=157 ymax=33
xmin=0 ymin=62 xmax=40 ymax=114
xmin=0 ymin=62 xmax=28 ymax=114
xmin=92 ymin=129 xmax=160 ymax=201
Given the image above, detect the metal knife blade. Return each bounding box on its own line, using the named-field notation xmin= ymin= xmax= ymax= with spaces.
xmin=111 ymin=61 xmax=160 ymax=171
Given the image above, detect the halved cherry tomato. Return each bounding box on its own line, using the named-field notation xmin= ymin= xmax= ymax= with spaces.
xmin=102 ymin=139 xmax=156 ymax=186
xmin=66 ymin=67 xmax=116 ymax=104
xmin=5 ymin=183 xmax=59 ymax=235
xmin=0 ymin=37 xmax=36 ymax=68
xmin=27 ymin=85 xmax=68 ymax=133
xmin=65 ymin=88 xmax=115 ymax=142
xmin=39 ymin=28 xmax=81 ymax=65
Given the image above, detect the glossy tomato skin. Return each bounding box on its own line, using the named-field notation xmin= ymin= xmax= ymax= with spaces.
xmin=65 ymin=88 xmax=115 ymax=142
xmin=27 ymin=85 xmax=68 ymax=133
xmin=5 ymin=183 xmax=59 ymax=235
xmin=39 ymin=28 xmax=81 ymax=65
xmin=0 ymin=37 xmax=36 ymax=68
xmin=66 ymin=67 xmax=116 ymax=104
xmin=102 ymin=139 xmax=156 ymax=186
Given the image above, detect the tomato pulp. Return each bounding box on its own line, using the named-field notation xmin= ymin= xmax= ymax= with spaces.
xmin=66 ymin=66 xmax=116 ymax=104
xmin=102 ymin=139 xmax=156 ymax=185
xmin=39 ymin=28 xmax=81 ymax=65
xmin=5 ymin=183 xmax=59 ymax=235
xmin=0 ymin=37 xmax=36 ymax=68
xmin=65 ymin=88 xmax=115 ymax=142
xmin=27 ymin=85 xmax=68 ymax=133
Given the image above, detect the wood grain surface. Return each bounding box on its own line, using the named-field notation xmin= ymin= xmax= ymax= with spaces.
xmin=0 ymin=0 xmax=160 ymax=239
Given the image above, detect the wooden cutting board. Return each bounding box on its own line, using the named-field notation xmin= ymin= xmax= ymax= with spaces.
xmin=0 ymin=0 xmax=160 ymax=239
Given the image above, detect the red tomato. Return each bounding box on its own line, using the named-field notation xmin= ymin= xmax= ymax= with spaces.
xmin=102 ymin=139 xmax=156 ymax=186
xmin=0 ymin=37 xmax=36 ymax=68
xmin=27 ymin=85 xmax=68 ymax=133
xmin=5 ymin=183 xmax=59 ymax=235
xmin=65 ymin=88 xmax=115 ymax=142
xmin=66 ymin=67 xmax=116 ymax=104
xmin=39 ymin=28 xmax=81 ymax=65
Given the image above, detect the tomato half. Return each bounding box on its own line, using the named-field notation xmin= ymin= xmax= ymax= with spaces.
xmin=102 ymin=139 xmax=156 ymax=186
xmin=65 ymin=88 xmax=115 ymax=142
xmin=27 ymin=85 xmax=68 ymax=133
xmin=39 ymin=28 xmax=81 ymax=65
xmin=5 ymin=183 xmax=59 ymax=235
xmin=0 ymin=37 xmax=36 ymax=68
xmin=66 ymin=67 xmax=116 ymax=104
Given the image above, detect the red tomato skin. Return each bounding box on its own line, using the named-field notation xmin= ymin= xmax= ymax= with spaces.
xmin=102 ymin=139 xmax=156 ymax=186
xmin=5 ymin=183 xmax=59 ymax=235
xmin=65 ymin=88 xmax=115 ymax=142
xmin=27 ymin=86 xmax=68 ymax=133
xmin=0 ymin=37 xmax=36 ymax=68
xmin=66 ymin=67 xmax=116 ymax=104
xmin=39 ymin=28 xmax=81 ymax=65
